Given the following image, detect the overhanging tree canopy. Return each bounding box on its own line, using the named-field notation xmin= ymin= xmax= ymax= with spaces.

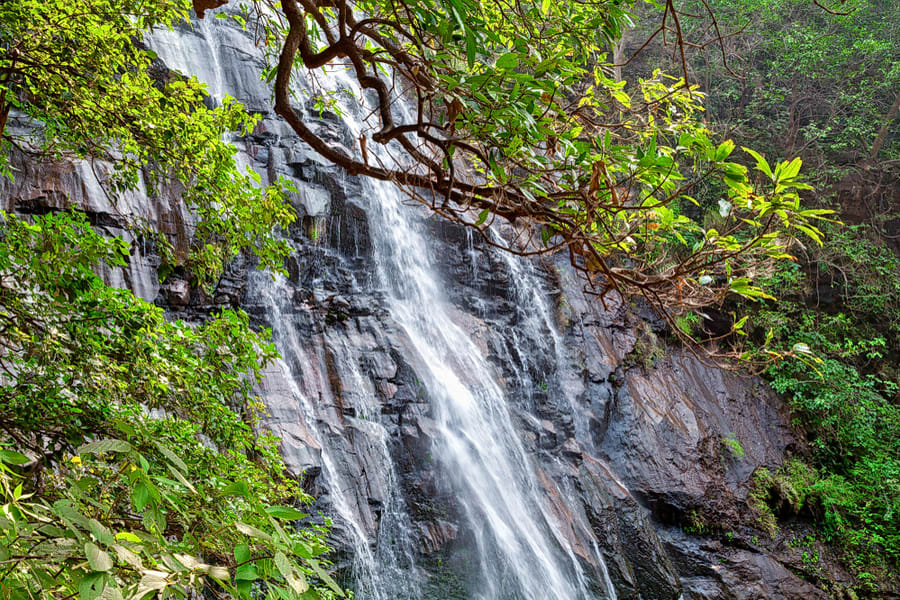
xmin=1 ymin=0 xmax=832 ymax=346
xmin=206 ymin=0 xmax=829 ymax=344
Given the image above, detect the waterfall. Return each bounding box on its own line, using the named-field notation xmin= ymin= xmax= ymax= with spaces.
xmin=6 ymin=3 xmax=842 ymax=599
xmin=295 ymin=64 xmax=614 ymax=599
xmin=362 ymin=162 xmax=597 ymax=600
xmin=254 ymin=276 xmax=422 ymax=600
xmin=150 ymin=11 xmax=618 ymax=599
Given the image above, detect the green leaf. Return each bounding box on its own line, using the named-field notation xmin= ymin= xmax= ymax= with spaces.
xmin=152 ymin=440 xmax=189 ymax=473
xmin=540 ymin=227 xmax=551 ymax=246
xmin=275 ymin=551 xmax=309 ymax=594
xmin=495 ymin=53 xmax=519 ymax=70
xmin=132 ymin=483 xmax=150 ymax=511
xmin=223 ymin=480 xmax=251 ymax=498
xmin=488 ymin=154 xmax=505 ymax=183
xmin=0 ymin=449 xmax=31 ymax=465
xmin=714 ymin=139 xmax=735 ymax=161
xmin=292 ymin=540 xmax=314 ymax=559
xmin=778 ymin=156 xmax=802 ymax=181
xmin=742 ymin=147 xmax=773 ymax=180
xmin=305 ymin=558 xmax=345 ymax=596
xmin=235 ymin=563 xmax=259 ymax=582
xmin=114 ymin=531 xmax=143 ymax=544
xmin=265 ymin=506 xmax=308 ymax=520
xmin=475 ymin=209 xmax=490 ymax=226
xmin=465 ymin=29 xmax=476 ymax=68
xmin=234 ymin=543 xmax=251 ymax=564
xmin=77 ymin=439 xmax=133 ymax=455
xmin=89 ymin=519 xmax=115 ymax=546
xmin=235 ymin=521 xmax=273 ymax=541
xmin=53 ymin=499 xmax=92 ymax=532
xmin=79 ymin=572 xmax=106 ymax=600
xmin=85 ymin=542 xmax=114 ymax=572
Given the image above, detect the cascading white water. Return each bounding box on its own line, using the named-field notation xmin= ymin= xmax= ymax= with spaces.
xmin=150 ymin=11 xmax=618 ymax=599
xmin=149 ymin=22 xmax=423 ymax=600
xmin=254 ymin=276 xmax=422 ymax=600
xmin=364 ymin=189 xmax=592 ymax=600
xmin=318 ymin=65 xmax=611 ymax=598
xmin=494 ymin=249 xmax=619 ymax=600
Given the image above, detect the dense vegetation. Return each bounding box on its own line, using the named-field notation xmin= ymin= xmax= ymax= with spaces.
xmin=638 ymin=0 xmax=900 ymax=593
xmin=0 ymin=0 xmax=297 ymax=279
xmin=0 ymin=1 xmax=340 ymax=599
xmin=0 ymin=212 xmax=344 ymax=600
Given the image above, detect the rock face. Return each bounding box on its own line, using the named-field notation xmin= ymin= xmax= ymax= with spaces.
xmin=0 ymin=7 xmax=834 ymax=600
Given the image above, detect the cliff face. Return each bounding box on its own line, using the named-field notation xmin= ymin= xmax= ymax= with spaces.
xmin=0 ymin=9 xmax=833 ymax=600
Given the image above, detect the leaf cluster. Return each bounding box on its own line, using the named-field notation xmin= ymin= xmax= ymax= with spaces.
xmin=0 ymin=0 xmax=296 ymax=285
xmin=0 ymin=211 xmax=345 ymax=600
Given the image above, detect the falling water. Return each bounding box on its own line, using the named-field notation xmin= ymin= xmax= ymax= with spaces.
xmin=319 ymin=64 xmax=609 ymax=598
xmin=253 ymin=276 xmax=422 ymax=600
xmin=150 ymin=10 xmax=618 ymax=599
xmin=364 ymin=183 xmax=594 ymax=600
xmin=493 ymin=249 xmax=619 ymax=600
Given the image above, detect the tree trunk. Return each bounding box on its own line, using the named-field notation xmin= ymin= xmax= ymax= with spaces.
xmin=612 ymin=35 xmax=627 ymax=82
xmin=870 ymin=90 xmax=900 ymax=161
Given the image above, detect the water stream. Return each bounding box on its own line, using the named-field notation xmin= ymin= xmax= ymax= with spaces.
xmin=150 ymin=12 xmax=617 ymax=599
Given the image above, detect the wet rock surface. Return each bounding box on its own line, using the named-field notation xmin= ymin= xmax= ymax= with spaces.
xmin=658 ymin=527 xmax=832 ymax=600
xmin=1 ymin=9 xmax=837 ymax=599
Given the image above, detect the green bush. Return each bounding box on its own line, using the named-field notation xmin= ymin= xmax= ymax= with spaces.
xmin=0 ymin=211 xmax=345 ymax=600
xmin=748 ymin=222 xmax=900 ymax=584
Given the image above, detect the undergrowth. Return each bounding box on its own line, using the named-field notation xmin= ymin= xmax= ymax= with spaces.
xmin=745 ymin=221 xmax=900 ymax=591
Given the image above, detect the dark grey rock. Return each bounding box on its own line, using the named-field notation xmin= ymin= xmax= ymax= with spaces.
xmin=163 ymin=278 xmax=191 ymax=307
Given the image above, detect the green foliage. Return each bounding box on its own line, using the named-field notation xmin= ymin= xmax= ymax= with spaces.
xmin=721 ymin=434 xmax=745 ymax=460
xmin=630 ymin=2 xmax=900 ymax=586
xmin=766 ymin=354 xmax=900 ymax=567
xmin=683 ymin=509 xmax=712 ymax=536
xmin=626 ymin=321 xmax=665 ymax=370
xmin=0 ymin=2 xmax=343 ymax=595
xmin=748 ymin=468 xmax=779 ymax=539
xmin=253 ymin=0 xmax=831 ymax=327
xmin=749 ymin=460 xmax=820 ymax=539
xmin=674 ymin=311 xmax=700 ymax=336
xmin=745 ymin=222 xmax=900 ymax=586
xmin=0 ymin=0 xmax=296 ymax=284
xmin=816 ymin=224 xmax=900 ymax=331
xmin=0 ymin=211 xmax=345 ymax=600
xmin=678 ymin=0 xmax=900 ymax=171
